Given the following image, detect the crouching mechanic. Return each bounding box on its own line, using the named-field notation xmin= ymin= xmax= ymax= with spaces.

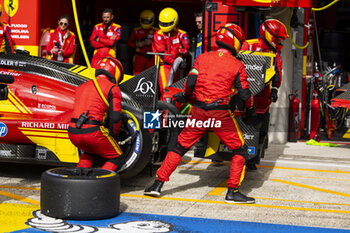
xmin=144 ymin=24 xmax=257 ymax=203
xmin=68 ymin=57 xmax=124 ymax=171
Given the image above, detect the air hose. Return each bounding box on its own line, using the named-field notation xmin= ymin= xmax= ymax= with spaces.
xmin=71 ymin=0 xmax=109 ymax=107
xmin=312 ymin=0 xmax=340 ymax=11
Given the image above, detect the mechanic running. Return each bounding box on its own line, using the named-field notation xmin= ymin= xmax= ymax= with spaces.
xmin=152 ymin=7 xmax=190 ymax=98
xmin=47 ymin=14 xmax=76 ymax=63
xmin=128 ymin=10 xmax=158 ymax=75
xmin=241 ymin=19 xmax=289 ymax=170
xmin=145 ymin=23 xmax=257 ymax=204
xmin=0 ymin=4 xmax=15 ymax=54
xmin=68 ymin=57 xmax=124 ymax=171
xmin=90 ymin=8 xmax=122 ymax=68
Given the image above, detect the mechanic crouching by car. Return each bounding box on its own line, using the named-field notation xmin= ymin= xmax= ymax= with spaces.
xmin=240 ymin=19 xmax=289 ymax=170
xmin=68 ymin=57 xmax=124 ymax=171
xmin=144 ymin=23 xmax=257 ymax=204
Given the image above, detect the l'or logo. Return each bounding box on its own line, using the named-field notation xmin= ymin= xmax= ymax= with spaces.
xmin=4 ymin=0 xmax=19 ymax=17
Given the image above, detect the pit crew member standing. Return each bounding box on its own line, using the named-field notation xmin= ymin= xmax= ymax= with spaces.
xmin=241 ymin=19 xmax=288 ymax=170
xmin=47 ymin=15 xmax=76 ymax=63
xmin=127 ymin=10 xmax=157 ymax=75
xmin=152 ymin=7 xmax=190 ymax=97
xmin=90 ymin=8 xmax=122 ymax=68
xmin=145 ymin=24 xmax=256 ymax=204
xmin=0 ymin=4 xmax=15 ymax=54
xmin=68 ymin=57 xmax=124 ymax=171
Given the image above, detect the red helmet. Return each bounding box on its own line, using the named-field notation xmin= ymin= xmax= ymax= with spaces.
xmin=215 ymin=23 xmax=245 ymax=55
xmin=95 ymin=57 xmax=124 ymax=84
xmin=259 ymin=19 xmax=288 ymax=51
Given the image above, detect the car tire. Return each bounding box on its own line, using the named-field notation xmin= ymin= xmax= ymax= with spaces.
xmin=117 ymin=107 xmax=153 ymax=178
xmin=40 ymin=167 xmax=120 ymax=220
xmin=153 ymin=101 xmax=181 ymax=163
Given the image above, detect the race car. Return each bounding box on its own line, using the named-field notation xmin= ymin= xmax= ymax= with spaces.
xmin=0 ymin=49 xmax=274 ymax=178
xmin=0 ymin=50 xmax=179 ymax=178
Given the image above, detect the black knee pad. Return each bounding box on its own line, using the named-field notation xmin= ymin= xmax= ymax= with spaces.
xmin=232 ymin=144 xmax=249 ymax=162
xmin=171 ymin=143 xmax=189 ymax=157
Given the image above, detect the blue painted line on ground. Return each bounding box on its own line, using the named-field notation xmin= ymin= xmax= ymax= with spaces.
xmin=14 ymin=211 xmax=350 ymax=233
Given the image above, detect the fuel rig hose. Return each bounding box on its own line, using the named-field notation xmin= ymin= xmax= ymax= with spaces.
xmin=71 ymin=0 xmax=109 ymax=107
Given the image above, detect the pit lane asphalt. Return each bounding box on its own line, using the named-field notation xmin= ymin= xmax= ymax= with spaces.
xmin=1 ymin=142 xmax=350 ymax=232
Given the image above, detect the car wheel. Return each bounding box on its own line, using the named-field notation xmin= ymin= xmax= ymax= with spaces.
xmin=40 ymin=167 xmax=119 ymax=219
xmin=117 ymin=108 xmax=153 ymax=178
xmin=153 ymin=101 xmax=181 ymax=163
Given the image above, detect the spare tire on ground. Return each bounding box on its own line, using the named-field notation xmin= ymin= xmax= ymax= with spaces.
xmin=40 ymin=167 xmax=120 ymax=220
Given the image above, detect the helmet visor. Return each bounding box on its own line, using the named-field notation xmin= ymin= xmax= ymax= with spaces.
xmin=159 ymin=21 xmax=174 ymax=27
xmin=141 ymin=18 xmax=153 ymax=25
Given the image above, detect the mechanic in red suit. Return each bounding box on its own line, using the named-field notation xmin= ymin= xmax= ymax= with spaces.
xmin=68 ymin=57 xmax=124 ymax=171
xmin=145 ymin=24 xmax=256 ymax=204
xmin=127 ymin=10 xmax=157 ymax=75
xmin=0 ymin=4 xmax=15 ymax=54
xmin=152 ymin=7 xmax=190 ymax=98
xmin=241 ymin=19 xmax=288 ymax=170
xmin=90 ymin=8 xmax=122 ymax=68
xmin=47 ymin=15 xmax=76 ymax=63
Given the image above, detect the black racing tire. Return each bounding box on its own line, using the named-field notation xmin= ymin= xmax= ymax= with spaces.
xmin=154 ymin=101 xmax=181 ymax=162
xmin=117 ymin=107 xmax=153 ymax=178
xmin=40 ymin=167 xmax=120 ymax=220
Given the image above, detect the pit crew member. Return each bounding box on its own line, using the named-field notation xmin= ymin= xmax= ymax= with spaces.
xmin=240 ymin=19 xmax=288 ymax=170
xmin=152 ymin=7 xmax=190 ymax=97
xmin=127 ymin=9 xmax=157 ymax=75
xmin=90 ymin=8 xmax=122 ymax=68
xmin=145 ymin=23 xmax=256 ymax=204
xmin=47 ymin=14 xmax=76 ymax=63
xmin=0 ymin=4 xmax=15 ymax=54
xmin=68 ymin=57 xmax=124 ymax=171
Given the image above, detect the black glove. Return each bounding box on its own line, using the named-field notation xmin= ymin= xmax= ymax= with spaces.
xmin=270 ymin=87 xmax=278 ymax=103
xmin=173 ymin=92 xmax=187 ymax=103
xmin=243 ymin=106 xmax=260 ymax=128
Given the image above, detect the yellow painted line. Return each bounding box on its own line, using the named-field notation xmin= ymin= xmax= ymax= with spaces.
xmin=207 ymin=179 xmax=350 ymax=206
xmin=181 ymin=159 xmax=230 ymax=165
xmin=255 ymin=165 xmax=350 ymax=174
xmin=0 ymin=185 xmax=40 ymax=191
xmin=181 ymin=160 xmax=350 ymax=174
xmin=121 ymin=194 xmax=350 ymax=214
xmin=271 ymin=179 xmax=350 ymax=198
xmin=207 ymin=179 xmax=227 ymax=196
xmin=0 ymin=191 xmax=40 ymax=205
xmin=289 ymin=175 xmax=350 ymax=181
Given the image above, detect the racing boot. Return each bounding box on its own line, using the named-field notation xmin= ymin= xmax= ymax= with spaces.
xmin=225 ymin=188 xmax=255 ymax=204
xmin=144 ymin=179 xmax=164 ymax=197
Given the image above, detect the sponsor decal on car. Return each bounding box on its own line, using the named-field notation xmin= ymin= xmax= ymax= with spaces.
xmin=0 ymin=122 xmax=8 ymax=137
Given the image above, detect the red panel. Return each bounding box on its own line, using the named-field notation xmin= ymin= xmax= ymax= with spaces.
xmin=222 ymin=0 xmax=312 ymax=8
xmin=204 ymin=0 xmax=247 ymax=52
xmin=0 ymin=0 xmax=39 ymax=46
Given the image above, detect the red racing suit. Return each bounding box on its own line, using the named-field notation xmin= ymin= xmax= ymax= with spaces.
xmin=0 ymin=23 xmax=15 ymax=54
xmin=241 ymin=37 xmax=283 ymax=110
xmin=156 ymin=48 xmax=254 ymax=188
xmin=152 ymin=28 xmax=190 ymax=97
xmin=128 ymin=26 xmax=157 ymax=74
xmin=90 ymin=22 xmax=122 ymax=68
xmin=47 ymin=27 xmax=76 ymax=63
xmin=68 ymin=74 xmax=123 ymax=171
